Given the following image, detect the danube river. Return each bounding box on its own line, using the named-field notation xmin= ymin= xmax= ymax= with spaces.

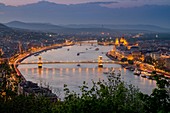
xmin=18 ymin=44 xmax=156 ymax=99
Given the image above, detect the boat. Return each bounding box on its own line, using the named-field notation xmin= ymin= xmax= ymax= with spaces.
xmin=34 ymin=53 xmax=40 ymax=56
xmin=95 ymin=48 xmax=99 ymax=51
xmin=77 ymin=64 xmax=80 ymax=66
xmin=130 ymin=67 xmax=135 ymax=71
xmin=125 ymin=66 xmax=131 ymax=69
xmin=67 ymin=49 xmax=70 ymax=51
xmin=146 ymin=75 xmax=153 ymax=80
xmin=140 ymin=71 xmax=151 ymax=78
xmin=103 ymin=71 xmax=109 ymax=74
xmin=141 ymin=74 xmax=146 ymax=78
xmin=77 ymin=53 xmax=80 ymax=56
xmin=121 ymin=64 xmax=127 ymax=68
xmin=133 ymin=68 xmax=141 ymax=76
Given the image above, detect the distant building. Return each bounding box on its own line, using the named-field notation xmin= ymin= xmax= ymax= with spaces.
xmin=111 ymin=37 xmax=143 ymax=61
xmin=115 ymin=38 xmax=119 ymax=46
xmin=132 ymin=51 xmax=144 ymax=61
xmin=129 ymin=46 xmax=139 ymax=52
xmin=148 ymin=52 xmax=161 ymax=60
xmin=165 ymin=58 xmax=170 ymax=70
xmin=161 ymin=52 xmax=170 ymax=59
xmin=18 ymin=81 xmax=58 ymax=102
xmin=0 ymin=48 xmax=3 ymax=56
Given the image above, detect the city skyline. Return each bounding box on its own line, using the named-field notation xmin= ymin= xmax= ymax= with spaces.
xmin=1 ymin=0 xmax=170 ymax=8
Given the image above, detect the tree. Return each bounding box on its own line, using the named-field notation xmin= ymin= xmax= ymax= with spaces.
xmin=121 ymin=58 xmax=127 ymax=62
xmin=128 ymin=60 xmax=134 ymax=65
xmin=52 ymin=72 xmax=145 ymax=113
xmin=1 ymin=95 xmax=53 ymax=113
xmin=139 ymin=76 xmax=170 ymax=113
xmin=0 ymin=65 xmax=170 ymax=113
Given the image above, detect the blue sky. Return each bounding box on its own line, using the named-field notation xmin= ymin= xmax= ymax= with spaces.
xmin=1 ymin=0 xmax=170 ymax=7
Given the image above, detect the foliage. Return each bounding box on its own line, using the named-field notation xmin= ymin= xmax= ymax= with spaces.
xmin=128 ymin=60 xmax=134 ymax=65
xmin=139 ymin=76 xmax=170 ymax=113
xmin=52 ymin=73 xmax=144 ymax=113
xmin=0 ymin=95 xmax=53 ymax=113
xmin=121 ymin=58 xmax=127 ymax=62
xmin=0 ymin=62 xmax=12 ymax=75
xmin=0 ymin=67 xmax=169 ymax=113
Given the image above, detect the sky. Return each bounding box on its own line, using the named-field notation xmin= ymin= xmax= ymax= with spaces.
xmin=1 ymin=0 xmax=170 ymax=8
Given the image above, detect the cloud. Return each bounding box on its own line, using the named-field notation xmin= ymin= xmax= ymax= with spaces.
xmin=131 ymin=0 xmax=138 ymax=1
xmin=0 ymin=12 xmax=5 ymax=14
xmin=89 ymin=1 xmax=119 ymax=4
xmin=1 ymin=0 xmax=170 ymax=7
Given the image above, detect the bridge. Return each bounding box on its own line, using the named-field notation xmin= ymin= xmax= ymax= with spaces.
xmin=74 ymin=40 xmax=98 ymax=46
xmin=74 ymin=40 xmax=114 ymax=46
xmin=19 ymin=61 xmax=119 ymax=65
xmin=18 ymin=56 xmax=123 ymax=68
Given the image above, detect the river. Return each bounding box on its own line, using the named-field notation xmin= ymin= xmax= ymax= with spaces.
xmin=18 ymin=44 xmax=156 ymax=99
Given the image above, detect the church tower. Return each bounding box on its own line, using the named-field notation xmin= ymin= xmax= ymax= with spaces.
xmin=115 ymin=38 xmax=119 ymax=46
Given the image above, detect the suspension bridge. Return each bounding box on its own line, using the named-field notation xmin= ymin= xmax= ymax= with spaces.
xmin=17 ymin=56 xmax=122 ymax=68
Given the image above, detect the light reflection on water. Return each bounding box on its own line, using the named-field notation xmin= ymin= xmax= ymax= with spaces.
xmin=18 ymin=45 xmax=157 ymax=99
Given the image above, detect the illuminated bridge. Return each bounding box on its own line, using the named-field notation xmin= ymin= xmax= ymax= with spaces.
xmin=74 ymin=40 xmax=114 ymax=46
xmin=17 ymin=56 xmax=123 ymax=68
xmin=16 ymin=56 xmax=125 ymax=68
xmin=18 ymin=61 xmax=120 ymax=64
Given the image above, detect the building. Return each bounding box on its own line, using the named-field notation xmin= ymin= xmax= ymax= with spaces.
xmin=161 ymin=52 xmax=170 ymax=59
xmin=18 ymin=81 xmax=58 ymax=102
xmin=165 ymin=58 xmax=170 ymax=70
xmin=115 ymin=38 xmax=119 ymax=46
xmin=111 ymin=37 xmax=144 ymax=61
xmin=148 ymin=52 xmax=161 ymax=60
xmin=131 ymin=51 xmax=144 ymax=61
xmin=0 ymin=48 xmax=3 ymax=56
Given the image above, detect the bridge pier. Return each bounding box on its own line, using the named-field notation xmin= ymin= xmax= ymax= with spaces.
xmin=98 ymin=56 xmax=103 ymax=68
xmin=38 ymin=56 xmax=42 ymax=68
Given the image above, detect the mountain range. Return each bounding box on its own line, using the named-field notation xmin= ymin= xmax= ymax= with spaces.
xmin=4 ymin=21 xmax=170 ymax=33
xmin=0 ymin=1 xmax=170 ymax=28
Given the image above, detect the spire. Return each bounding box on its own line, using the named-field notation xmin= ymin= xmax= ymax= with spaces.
xmin=124 ymin=39 xmax=128 ymax=46
xmin=115 ymin=38 xmax=119 ymax=46
xmin=18 ymin=41 xmax=22 ymax=53
xmin=120 ymin=37 xmax=124 ymax=43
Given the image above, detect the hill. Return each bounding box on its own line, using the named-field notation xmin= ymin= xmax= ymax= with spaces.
xmin=0 ymin=23 xmax=12 ymax=32
xmin=5 ymin=21 xmax=63 ymax=31
xmin=5 ymin=21 xmax=170 ymax=33
xmin=0 ymin=23 xmax=9 ymax=29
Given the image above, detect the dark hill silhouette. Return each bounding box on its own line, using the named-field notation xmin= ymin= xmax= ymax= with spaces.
xmin=6 ymin=21 xmax=63 ymax=31
xmin=5 ymin=21 xmax=170 ymax=33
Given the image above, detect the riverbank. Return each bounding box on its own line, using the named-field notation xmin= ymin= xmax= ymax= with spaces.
xmin=10 ymin=42 xmax=75 ymax=99
xmin=12 ymin=43 xmax=74 ymax=79
xmin=106 ymin=52 xmax=170 ymax=80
